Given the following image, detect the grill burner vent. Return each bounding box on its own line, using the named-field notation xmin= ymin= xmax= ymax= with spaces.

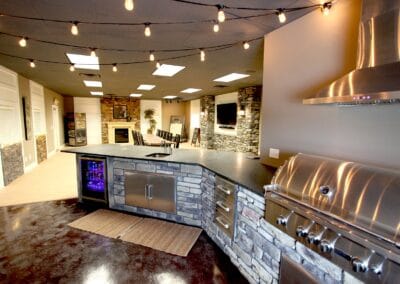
xmin=265 ymin=154 xmax=400 ymax=283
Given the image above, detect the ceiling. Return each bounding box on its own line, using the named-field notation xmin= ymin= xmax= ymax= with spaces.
xmin=0 ymin=0 xmax=317 ymax=100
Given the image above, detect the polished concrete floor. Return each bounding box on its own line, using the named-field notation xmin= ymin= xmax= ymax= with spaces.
xmin=0 ymin=199 xmax=247 ymax=284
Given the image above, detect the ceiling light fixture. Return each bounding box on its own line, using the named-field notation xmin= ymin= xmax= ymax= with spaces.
xmin=83 ymin=80 xmax=103 ymax=87
xmin=321 ymin=2 xmax=332 ymax=16
xmin=144 ymin=23 xmax=151 ymax=37
xmin=71 ymin=22 xmax=79 ymax=36
xmin=130 ymin=93 xmax=142 ymax=97
xmin=19 ymin=37 xmax=27 ymax=47
xmin=90 ymin=48 xmax=97 ymax=57
xmin=243 ymin=41 xmax=250 ymax=50
xmin=124 ymin=0 xmax=134 ymax=11
xmin=149 ymin=51 xmax=155 ymax=61
xmin=90 ymin=91 xmax=103 ymax=96
xmin=163 ymin=96 xmax=177 ymax=99
xmin=66 ymin=53 xmax=99 ymax=70
xmin=29 ymin=59 xmax=35 ymax=68
xmin=277 ymin=9 xmax=286 ymax=23
xmin=213 ymin=21 xmax=220 ymax=33
xmin=112 ymin=63 xmax=118 ymax=72
xmin=181 ymin=88 xmax=202 ymax=94
xmin=213 ymin=73 xmax=250 ymax=82
xmin=217 ymin=5 xmax=225 ymax=23
xmin=152 ymin=64 xmax=185 ymax=77
xmin=69 ymin=64 xmax=75 ymax=72
xmin=137 ymin=84 xmax=155 ymax=90
xmin=200 ymin=49 xmax=205 ymax=62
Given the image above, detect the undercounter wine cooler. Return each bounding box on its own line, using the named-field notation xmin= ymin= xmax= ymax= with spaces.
xmin=79 ymin=156 xmax=108 ymax=204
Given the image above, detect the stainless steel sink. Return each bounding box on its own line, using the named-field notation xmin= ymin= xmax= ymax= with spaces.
xmin=145 ymin=153 xmax=171 ymax=158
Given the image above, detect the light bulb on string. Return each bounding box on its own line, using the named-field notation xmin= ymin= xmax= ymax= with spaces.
xmin=112 ymin=64 xmax=118 ymax=72
xmin=29 ymin=60 xmax=35 ymax=68
xmin=156 ymin=61 xmax=161 ymax=68
xmin=277 ymin=9 xmax=286 ymax=23
xmin=19 ymin=37 xmax=27 ymax=47
xmin=149 ymin=51 xmax=155 ymax=61
xmin=90 ymin=48 xmax=97 ymax=57
xmin=243 ymin=41 xmax=250 ymax=50
xmin=200 ymin=49 xmax=205 ymax=62
xmin=71 ymin=22 xmax=79 ymax=35
xmin=69 ymin=64 xmax=75 ymax=72
xmin=217 ymin=5 xmax=225 ymax=23
xmin=321 ymin=2 xmax=332 ymax=16
xmin=213 ymin=21 xmax=220 ymax=33
xmin=124 ymin=0 xmax=134 ymax=11
xmin=144 ymin=23 xmax=151 ymax=37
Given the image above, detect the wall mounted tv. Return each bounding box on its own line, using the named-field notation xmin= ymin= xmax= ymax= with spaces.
xmin=216 ymin=103 xmax=237 ymax=126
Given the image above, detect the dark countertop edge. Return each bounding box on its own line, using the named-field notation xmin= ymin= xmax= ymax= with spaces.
xmin=62 ymin=148 xmax=275 ymax=196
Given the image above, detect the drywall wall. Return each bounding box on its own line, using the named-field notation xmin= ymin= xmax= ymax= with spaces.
xmin=189 ymin=99 xmax=200 ymax=142
xmin=74 ymin=97 xmax=102 ymax=145
xmin=44 ymin=87 xmax=64 ymax=154
xmin=161 ymin=100 xmax=187 ymax=134
xmin=140 ymin=100 xmax=161 ymax=134
xmin=260 ymin=0 xmax=400 ymax=170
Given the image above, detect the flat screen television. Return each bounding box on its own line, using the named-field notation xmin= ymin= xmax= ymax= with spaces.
xmin=216 ymin=103 xmax=237 ymax=126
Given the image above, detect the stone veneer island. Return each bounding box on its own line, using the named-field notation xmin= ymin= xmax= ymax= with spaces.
xmin=63 ymin=144 xmax=360 ymax=284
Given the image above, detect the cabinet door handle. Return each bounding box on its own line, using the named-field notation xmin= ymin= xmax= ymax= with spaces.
xmin=216 ymin=201 xmax=230 ymax=212
xmin=145 ymin=184 xmax=148 ymax=199
xmin=216 ymin=216 xmax=230 ymax=229
xmin=216 ymin=185 xmax=231 ymax=195
xmin=147 ymin=184 xmax=153 ymax=200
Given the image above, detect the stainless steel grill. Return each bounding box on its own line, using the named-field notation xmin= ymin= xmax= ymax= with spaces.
xmin=264 ymin=153 xmax=400 ymax=283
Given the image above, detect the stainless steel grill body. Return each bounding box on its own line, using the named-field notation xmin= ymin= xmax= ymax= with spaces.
xmin=265 ymin=154 xmax=400 ymax=283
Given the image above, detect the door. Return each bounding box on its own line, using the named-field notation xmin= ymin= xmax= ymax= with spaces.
xmin=148 ymin=174 xmax=176 ymax=213
xmin=125 ymin=171 xmax=149 ymax=209
xmin=52 ymin=105 xmax=60 ymax=151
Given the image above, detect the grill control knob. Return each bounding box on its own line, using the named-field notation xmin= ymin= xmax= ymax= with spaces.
xmin=276 ymin=211 xmax=293 ymax=226
xmin=370 ymin=264 xmax=383 ymax=275
xmin=296 ymin=225 xmax=308 ymax=237
xmin=319 ymin=239 xmax=333 ymax=253
xmin=306 ymin=232 xmax=321 ymax=245
xmin=351 ymin=257 xmax=368 ymax=273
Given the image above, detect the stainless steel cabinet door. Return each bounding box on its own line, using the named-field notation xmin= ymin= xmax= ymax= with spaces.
xmin=125 ymin=171 xmax=149 ymax=209
xmin=147 ymin=174 xmax=176 ymax=214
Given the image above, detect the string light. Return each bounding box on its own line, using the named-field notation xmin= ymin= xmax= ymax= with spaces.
xmin=112 ymin=63 xmax=118 ymax=72
xmin=200 ymin=49 xmax=205 ymax=62
xmin=217 ymin=5 xmax=225 ymax=23
xmin=69 ymin=64 xmax=75 ymax=72
xmin=149 ymin=51 xmax=155 ymax=61
xmin=213 ymin=21 xmax=220 ymax=33
xmin=71 ymin=22 xmax=79 ymax=35
xmin=19 ymin=37 xmax=27 ymax=47
xmin=29 ymin=59 xmax=35 ymax=68
xmin=90 ymin=48 xmax=97 ymax=57
xmin=144 ymin=23 xmax=151 ymax=37
xmin=277 ymin=9 xmax=286 ymax=23
xmin=156 ymin=61 xmax=161 ymax=68
xmin=321 ymin=2 xmax=332 ymax=16
xmin=124 ymin=0 xmax=134 ymax=11
xmin=243 ymin=41 xmax=250 ymax=50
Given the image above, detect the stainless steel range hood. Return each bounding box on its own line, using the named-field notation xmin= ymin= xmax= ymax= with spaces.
xmin=303 ymin=0 xmax=400 ymax=105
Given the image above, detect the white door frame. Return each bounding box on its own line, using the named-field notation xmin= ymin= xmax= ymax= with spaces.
xmin=29 ymin=81 xmax=46 ymax=163
xmin=52 ymin=105 xmax=60 ymax=151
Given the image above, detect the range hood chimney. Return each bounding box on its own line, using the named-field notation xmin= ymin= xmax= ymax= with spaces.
xmin=303 ymin=0 xmax=400 ymax=105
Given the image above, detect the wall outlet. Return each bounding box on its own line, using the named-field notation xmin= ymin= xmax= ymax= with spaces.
xmin=269 ymin=148 xmax=280 ymax=159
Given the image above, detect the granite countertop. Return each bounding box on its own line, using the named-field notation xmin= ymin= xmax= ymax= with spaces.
xmin=62 ymin=144 xmax=276 ymax=196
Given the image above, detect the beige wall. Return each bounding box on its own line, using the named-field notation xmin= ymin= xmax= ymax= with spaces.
xmin=161 ymin=101 xmax=187 ymax=134
xmin=261 ymin=0 xmax=400 ymax=170
xmin=44 ymin=88 xmax=64 ymax=153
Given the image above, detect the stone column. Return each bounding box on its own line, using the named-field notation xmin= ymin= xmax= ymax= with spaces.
xmin=200 ymin=95 xmax=215 ymax=149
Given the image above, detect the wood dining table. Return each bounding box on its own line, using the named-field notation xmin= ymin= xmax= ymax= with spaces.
xmin=143 ymin=134 xmax=175 ymax=147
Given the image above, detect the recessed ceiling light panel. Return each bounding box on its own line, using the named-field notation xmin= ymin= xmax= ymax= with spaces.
xmin=90 ymin=91 xmax=103 ymax=96
xmin=152 ymin=64 xmax=185 ymax=77
xmin=213 ymin=73 xmax=250 ymax=83
xmin=66 ymin=53 xmax=100 ymax=70
xmin=83 ymin=80 xmax=102 ymax=87
xmin=181 ymin=88 xmax=202 ymax=94
xmin=130 ymin=93 xmax=142 ymax=97
xmin=137 ymin=84 xmax=155 ymax=90
xmin=163 ymin=95 xmax=177 ymax=99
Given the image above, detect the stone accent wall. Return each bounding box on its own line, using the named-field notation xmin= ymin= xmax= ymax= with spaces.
xmin=0 ymin=143 xmax=24 ymax=186
xmin=200 ymin=95 xmax=215 ymax=149
xmin=101 ymin=97 xmax=140 ymax=144
xmin=108 ymin=157 xmax=202 ymax=227
xmin=35 ymin=135 xmax=47 ymax=163
xmin=213 ymin=86 xmax=261 ymax=154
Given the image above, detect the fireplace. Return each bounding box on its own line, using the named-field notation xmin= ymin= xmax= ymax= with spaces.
xmin=115 ymin=128 xmax=129 ymax=143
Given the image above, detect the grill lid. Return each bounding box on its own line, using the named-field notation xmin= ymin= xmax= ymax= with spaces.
xmin=269 ymin=153 xmax=400 ymax=245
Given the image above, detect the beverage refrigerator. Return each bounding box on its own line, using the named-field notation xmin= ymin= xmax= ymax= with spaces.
xmin=78 ymin=156 xmax=108 ymax=204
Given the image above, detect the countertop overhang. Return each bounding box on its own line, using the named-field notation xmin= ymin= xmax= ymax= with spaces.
xmin=62 ymin=144 xmax=276 ymax=196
